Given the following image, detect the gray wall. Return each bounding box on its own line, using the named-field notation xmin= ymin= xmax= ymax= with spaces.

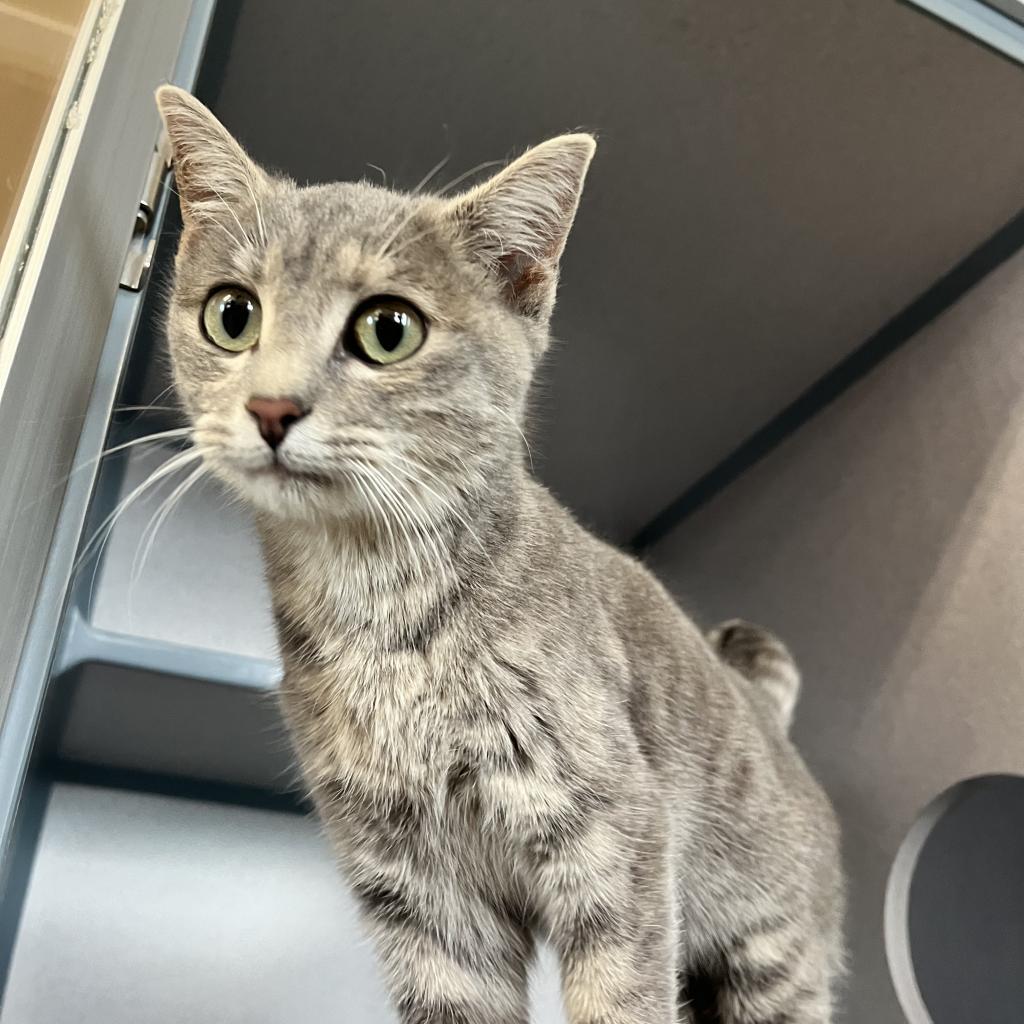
xmin=648 ymin=245 xmax=1024 ymax=1022
xmin=204 ymin=0 xmax=1024 ymax=541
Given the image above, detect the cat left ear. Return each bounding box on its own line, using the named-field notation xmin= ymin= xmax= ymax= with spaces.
xmin=449 ymin=133 xmax=596 ymax=320
xmin=155 ymin=85 xmax=269 ymax=232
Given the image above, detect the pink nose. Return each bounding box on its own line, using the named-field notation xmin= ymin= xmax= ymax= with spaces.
xmin=246 ymin=397 xmax=307 ymax=450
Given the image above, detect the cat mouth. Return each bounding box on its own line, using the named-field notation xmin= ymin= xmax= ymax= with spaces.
xmin=251 ymin=461 xmax=331 ymax=487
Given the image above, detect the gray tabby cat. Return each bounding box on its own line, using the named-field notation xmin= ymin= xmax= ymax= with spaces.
xmin=155 ymin=85 xmax=844 ymax=1024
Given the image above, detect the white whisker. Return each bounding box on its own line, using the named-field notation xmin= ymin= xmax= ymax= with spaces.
xmin=375 ymin=153 xmax=453 ymax=259
xmin=356 ymin=460 xmax=435 ymax=584
xmin=351 ymin=465 xmax=424 ymax=580
xmin=377 ymin=205 xmax=426 ymax=260
xmin=386 ymin=226 xmax=440 ymax=262
xmin=347 ymin=465 xmax=399 ymax=555
xmin=131 ymin=462 xmax=207 ymax=589
xmin=370 ymin=459 xmax=448 ymax=573
xmin=384 ymin=453 xmax=494 ymax=568
xmin=127 ymin=463 xmax=207 ymax=627
xmin=412 ymin=153 xmax=451 ymax=195
xmin=243 ymin=171 xmax=268 ymax=246
xmin=74 ymin=447 xmax=203 ymax=580
xmin=491 ymin=407 xmax=534 ymax=473
xmin=14 ymin=427 xmax=194 ymax=518
xmin=206 ymin=182 xmax=253 ymax=247
xmin=116 ymin=381 xmax=178 ymax=415
xmin=435 ymin=158 xmax=505 ymax=196
xmin=96 ymin=427 xmax=194 ymax=461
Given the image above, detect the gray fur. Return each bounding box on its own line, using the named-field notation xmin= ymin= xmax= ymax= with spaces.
xmin=156 ymin=86 xmax=845 ymax=1024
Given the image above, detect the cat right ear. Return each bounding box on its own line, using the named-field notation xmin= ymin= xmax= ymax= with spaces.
xmin=447 ymin=133 xmax=596 ymax=321
xmin=155 ymin=85 xmax=269 ymax=231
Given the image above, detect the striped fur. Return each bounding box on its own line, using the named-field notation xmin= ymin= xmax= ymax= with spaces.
xmin=158 ymin=87 xmax=845 ymax=1024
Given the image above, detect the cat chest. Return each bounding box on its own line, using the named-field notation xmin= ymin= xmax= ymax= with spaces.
xmin=282 ymin=652 xmax=569 ymax=841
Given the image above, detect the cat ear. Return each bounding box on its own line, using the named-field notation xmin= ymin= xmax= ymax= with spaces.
xmin=449 ymin=134 xmax=596 ymax=320
xmin=155 ymin=84 xmax=269 ymax=232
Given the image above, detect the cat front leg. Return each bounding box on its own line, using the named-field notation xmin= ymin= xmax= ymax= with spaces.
xmin=358 ymin=884 xmax=535 ymax=1024
xmin=687 ymin=914 xmax=838 ymax=1024
xmin=315 ymin=778 xmax=534 ymax=1024
xmin=527 ymin=805 xmax=678 ymax=1024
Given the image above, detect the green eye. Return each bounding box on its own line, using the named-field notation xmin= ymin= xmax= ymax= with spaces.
xmin=347 ymin=296 xmax=427 ymax=365
xmin=202 ymin=287 xmax=261 ymax=352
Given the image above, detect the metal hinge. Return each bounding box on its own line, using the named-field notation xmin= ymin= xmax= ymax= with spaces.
xmin=119 ymin=131 xmax=172 ymax=291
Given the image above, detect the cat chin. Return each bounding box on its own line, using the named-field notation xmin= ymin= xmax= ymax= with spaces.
xmin=217 ymin=464 xmax=360 ymax=524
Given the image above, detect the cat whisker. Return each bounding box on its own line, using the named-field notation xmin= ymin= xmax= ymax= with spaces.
xmin=206 ymin=181 xmax=255 ymax=248
xmin=115 ymin=381 xmax=179 ymax=416
xmin=434 ymin=158 xmax=505 ymax=197
xmin=386 ymin=226 xmax=443 ymax=262
xmin=383 ymin=453 xmax=494 ymax=568
xmin=368 ymin=459 xmax=450 ymax=574
xmin=208 ymin=216 xmax=250 ymax=250
xmin=377 ymin=157 xmax=507 ymax=260
xmin=361 ymin=466 xmax=437 ymax=583
xmin=14 ymin=427 xmax=195 ymax=518
xmin=375 ymin=476 xmax=431 ymax=582
xmin=348 ymin=462 xmax=431 ymax=583
xmin=242 ymin=170 xmax=268 ymax=246
xmin=490 ymin=406 xmax=535 ymax=473
xmin=376 ymin=206 xmax=427 ymax=260
xmin=126 ymin=462 xmax=208 ymax=629
xmin=375 ymin=153 xmax=453 ymax=259
xmin=95 ymin=427 xmax=194 ymax=461
xmin=130 ymin=462 xmax=208 ymax=590
xmin=74 ymin=447 xmax=204 ymax=582
xmin=346 ymin=465 xmax=401 ymax=556
xmin=412 ymin=153 xmax=451 ymax=195
xmin=166 ymin=182 xmax=247 ymax=250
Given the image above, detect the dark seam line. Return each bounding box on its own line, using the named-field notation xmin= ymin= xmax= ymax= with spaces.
xmin=630 ymin=205 xmax=1024 ymax=553
xmin=42 ymin=758 xmax=310 ymax=816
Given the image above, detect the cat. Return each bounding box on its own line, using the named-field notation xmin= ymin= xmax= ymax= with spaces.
xmin=155 ymin=85 xmax=845 ymax=1024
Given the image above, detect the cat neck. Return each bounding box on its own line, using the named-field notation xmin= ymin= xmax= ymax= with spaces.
xmin=254 ymin=468 xmax=524 ymax=647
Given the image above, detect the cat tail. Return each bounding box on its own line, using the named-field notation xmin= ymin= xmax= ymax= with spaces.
xmin=707 ymin=620 xmax=801 ymax=732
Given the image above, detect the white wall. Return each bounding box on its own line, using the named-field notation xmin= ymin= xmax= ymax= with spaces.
xmin=1 ymin=785 xmax=567 ymax=1023
xmin=1 ymin=785 xmax=393 ymax=1024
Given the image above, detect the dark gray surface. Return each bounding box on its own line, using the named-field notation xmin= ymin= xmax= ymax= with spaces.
xmin=909 ymin=775 xmax=1024 ymax=1024
xmin=198 ymin=0 xmax=1024 ymax=541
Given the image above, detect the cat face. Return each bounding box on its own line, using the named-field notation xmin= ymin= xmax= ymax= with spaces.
xmin=156 ymin=87 xmax=594 ymax=524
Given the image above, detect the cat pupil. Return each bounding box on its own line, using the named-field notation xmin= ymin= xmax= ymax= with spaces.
xmin=221 ymin=296 xmax=249 ymax=339
xmin=374 ymin=310 xmax=405 ymax=352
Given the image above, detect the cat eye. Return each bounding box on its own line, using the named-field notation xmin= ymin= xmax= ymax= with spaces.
xmin=202 ymin=286 xmax=262 ymax=352
xmin=345 ymin=296 xmax=427 ymax=365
